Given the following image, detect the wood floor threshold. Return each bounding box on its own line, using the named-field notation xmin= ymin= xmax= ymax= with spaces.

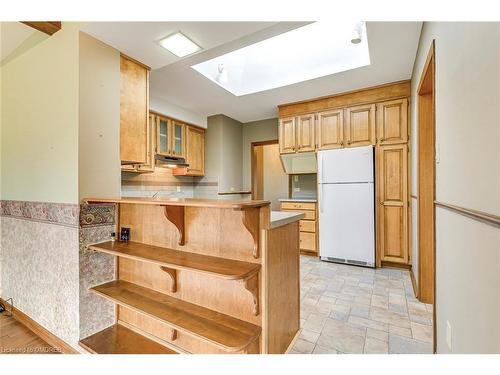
xmin=90 ymin=280 xmax=261 ymax=352
xmin=0 ymin=298 xmax=77 ymax=354
xmin=79 ymin=324 xmax=177 ymax=354
xmin=89 ymin=241 xmax=260 ymax=281
xmin=435 ymin=201 xmax=500 ymax=228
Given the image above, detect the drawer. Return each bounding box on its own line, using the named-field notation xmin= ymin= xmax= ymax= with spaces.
xmin=282 ymin=209 xmax=316 ymax=220
xmin=280 ymin=201 xmax=316 ymax=211
xmin=299 ymin=220 xmax=316 ymax=233
xmin=300 ymin=232 xmax=316 ymax=251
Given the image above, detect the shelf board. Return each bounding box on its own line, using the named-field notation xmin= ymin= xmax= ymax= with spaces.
xmin=89 ymin=241 xmax=260 ymax=281
xmin=79 ymin=324 xmax=177 ymax=354
xmin=91 ymin=280 xmax=261 ymax=352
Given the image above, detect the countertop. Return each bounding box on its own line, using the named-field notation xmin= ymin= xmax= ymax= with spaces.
xmin=84 ymin=197 xmax=269 ymax=210
xmin=270 ymin=211 xmax=305 ymax=229
xmin=278 ymin=198 xmax=317 ymax=203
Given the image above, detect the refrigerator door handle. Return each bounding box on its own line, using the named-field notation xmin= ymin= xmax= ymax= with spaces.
xmin=319 ymin=184 xmax=325 ymax=213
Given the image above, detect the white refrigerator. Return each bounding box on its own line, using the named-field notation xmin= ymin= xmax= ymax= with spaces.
xmin=318 ymin=146 xmax=375 ymax=267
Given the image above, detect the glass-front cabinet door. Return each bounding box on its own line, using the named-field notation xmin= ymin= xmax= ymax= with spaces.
xmin=157 ymin=116 xmax=170 ymax=156
xmin=171 ymin=120 xmax=185 ymax=158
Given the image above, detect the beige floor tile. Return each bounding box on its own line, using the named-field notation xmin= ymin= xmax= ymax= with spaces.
xmin=370 ymin=306 xmax=411 ymax=328
xmin=299 ymin=329 xmax=320 ymax=344
xmin=293 ymin=338 xmax=315 ymax=353
xmin=348 ymin=315 xmax=388 ymax=332
xmin=317 ymin=332 xmax=365 ymax=354
xmin=388 ymin=293 xmax=406 ymax=306
xmin=302 ymin=313 xmax=328 ymax=333
xmin=364 ymin=337 xmax=389 ymax=354
xmin=371 ymin=294 xmax=389 ymax=309
xmin=411 ymin=322 xmax=433 ymax=343
xmin=312 ymin=344 xmax=339 ymax=354
xmin=366 ymin=328 xmax=389 ymax=342
xmin=389 ymin=324 xmax=412 ymax=338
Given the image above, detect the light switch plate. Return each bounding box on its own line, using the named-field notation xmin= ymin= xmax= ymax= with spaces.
xmin=294 ymin=175 xmax=299 ymax=182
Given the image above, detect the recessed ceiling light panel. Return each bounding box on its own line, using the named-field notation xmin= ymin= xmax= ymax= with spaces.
xmin=191 ymin=21 xmax=370 ymax=96
xmin=158 ymin=32 xmax=201 ymax=57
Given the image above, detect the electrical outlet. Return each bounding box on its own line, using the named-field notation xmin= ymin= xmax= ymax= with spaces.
xmin=446 ymin=320 xmax=452 ymax=351
xmin=176 ymin=186 xmax=181 ymax=192
xmin=294 ymin=175 xmax=299 ymax=182
xmin=294 ymin=188 xmax=301 ymax=192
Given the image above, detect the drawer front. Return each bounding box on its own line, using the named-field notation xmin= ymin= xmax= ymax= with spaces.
xmin=280 ymin=202 xmax=316 ymax=211
xmin=300 ymin=232 xmax=316 ymax=251
xmin=282 ymin=209 xmax=316 ymax=220
xmin=299 ymin=220 xmax=316 ymax=233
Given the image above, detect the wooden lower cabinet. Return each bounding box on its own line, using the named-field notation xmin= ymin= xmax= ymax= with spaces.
xmin=280 ymin=201 xmax=318 ymax=255
xmin=376 ymin=144 xmax=409 ymax=265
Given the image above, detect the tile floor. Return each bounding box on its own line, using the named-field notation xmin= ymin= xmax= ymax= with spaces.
xmin=290 ymin=256 xmax=433 ymax=354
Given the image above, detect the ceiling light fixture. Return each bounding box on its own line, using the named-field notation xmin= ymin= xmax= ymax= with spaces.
xmin=158 ymin=32 xmax=201 ymax=57
xmin=350 ymin=22 xmax=364 ymax=44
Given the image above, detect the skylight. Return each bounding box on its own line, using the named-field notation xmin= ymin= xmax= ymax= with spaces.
xmin=191 ymin=21 xmax=370 ymax=96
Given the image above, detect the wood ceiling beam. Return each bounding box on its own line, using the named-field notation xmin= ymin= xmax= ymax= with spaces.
xmin=21 ymin=22 xmax=61 ymax=36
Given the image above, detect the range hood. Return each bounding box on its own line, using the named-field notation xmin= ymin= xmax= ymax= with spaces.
xmin=280 ymin=152 xmax=317 ymax=174
xmin=155 ymin=154 xmax=189 ymax=168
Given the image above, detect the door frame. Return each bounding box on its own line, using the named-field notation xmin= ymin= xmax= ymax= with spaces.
xmin=416 ymin=39 xmax=436 ymax=353
xmin=251 ymin=140 xmax=279 ymax=200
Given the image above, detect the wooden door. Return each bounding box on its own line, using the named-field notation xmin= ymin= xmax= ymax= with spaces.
xmin=377 ymin=144 xmax=409 ymax=264
xmin=137 ymin=113 xmax=156 ymax=172
xmin=171 ymin=120 xmax=186 ymax=158
xmin=296 ymin=114 xmax=316 ymax=152
xmin=279 ymin=117 xmax=296 ymax=154
xmin=185 ymin=126 xmax=205 ymax=176
xmin=120 ymin=54 xmax=149 ymax=164
xmin=345 ymin=104 xmax=376 ymax=147
xmin=377 ymin=98 xmax=408 ymax=145
xmin=317 ymin=109 xmax=344 ymax=150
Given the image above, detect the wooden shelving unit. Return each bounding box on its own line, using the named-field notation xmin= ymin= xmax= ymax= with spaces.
xmin=79 ymin=324 xmax=177 ymax=354
xmin=80 ymin=198 xmax=300 ymax=354
xmin=89 ymin=241 xmax=260 ymax=281
xmin=90 ymin=280 xmax=261 ymax=352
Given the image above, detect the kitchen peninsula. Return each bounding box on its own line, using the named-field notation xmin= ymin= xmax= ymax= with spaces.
xmin=79 ymin=197 xmax=302 ymax=354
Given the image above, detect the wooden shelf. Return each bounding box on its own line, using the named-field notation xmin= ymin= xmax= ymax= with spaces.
xmin=89 ymin=241 xmax=260 ymax=281
xmin=79 ymin=324 xmax=177 ymax=354
xmin=90 ymin=280 xmax=261 ymax=352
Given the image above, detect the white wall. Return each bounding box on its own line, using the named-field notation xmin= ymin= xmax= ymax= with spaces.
xmin=1 ymin=23 xmax=80 ymax=204
xmin=79 ymin=31 xmax=121 ymax=199
xmin=262 ymin=143 xmax=288 ymax=210
xmin=150 ymin=96 xmax=207 ymax=129
xmin=410 ymin=22 xmax=500 ymax=353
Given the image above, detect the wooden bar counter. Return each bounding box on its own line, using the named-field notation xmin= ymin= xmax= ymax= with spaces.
xmin=80 ymin=197 xmax=302 ymax=354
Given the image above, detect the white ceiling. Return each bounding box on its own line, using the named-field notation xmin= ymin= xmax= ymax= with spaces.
xmin=82 ymin=21 xmax=422 ymax=123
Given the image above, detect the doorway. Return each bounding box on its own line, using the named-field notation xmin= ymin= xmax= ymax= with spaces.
xmin=251 ymin=140 xmax=288 ymax=210
xmin=417 ymin=40 xmax=436 ymax=351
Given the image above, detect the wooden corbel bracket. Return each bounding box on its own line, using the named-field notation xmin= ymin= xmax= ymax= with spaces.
xmin=241 ymin=272 xmax=260 ymax=316
xmin=240 ymin=208 xmax=260 ymax=259
xmin=160 ymin=266 xmax=177 ymax=293
xmin=163 ymin=205 xmax=185 ymax=246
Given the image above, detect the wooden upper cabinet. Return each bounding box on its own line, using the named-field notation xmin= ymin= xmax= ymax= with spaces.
xmin=279 ymin=117 xmax=296 ymax=154
xmin=136 ymin=113 xmax=157 ymax=173
xmin=296 ymin=114 xmax=316 ymax=152
xmin=344 ymin=104 xmax=376 ymax=147
xmin=171 ymin=120 xmax=186 ymax=158
xmin=156 ymin=116 xmax=171 ymax=156
xmin=120 ymin=54 xmax=149 ymax=165
xmin=185 ymin=126 xmax=205 ymax=176
xmin=317 ymin=109 xmax=344 ymax=150
xmin=377 ymin=144 xmax=409 ymax=264
xmin=376 ymin=98 xmax=408 ymax=145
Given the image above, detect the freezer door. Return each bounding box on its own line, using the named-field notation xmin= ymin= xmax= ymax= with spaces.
xmin=319 ymin=182 xmax=375 ymax=266
xmin=318 ymin=146 xmax=374 ymax=183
